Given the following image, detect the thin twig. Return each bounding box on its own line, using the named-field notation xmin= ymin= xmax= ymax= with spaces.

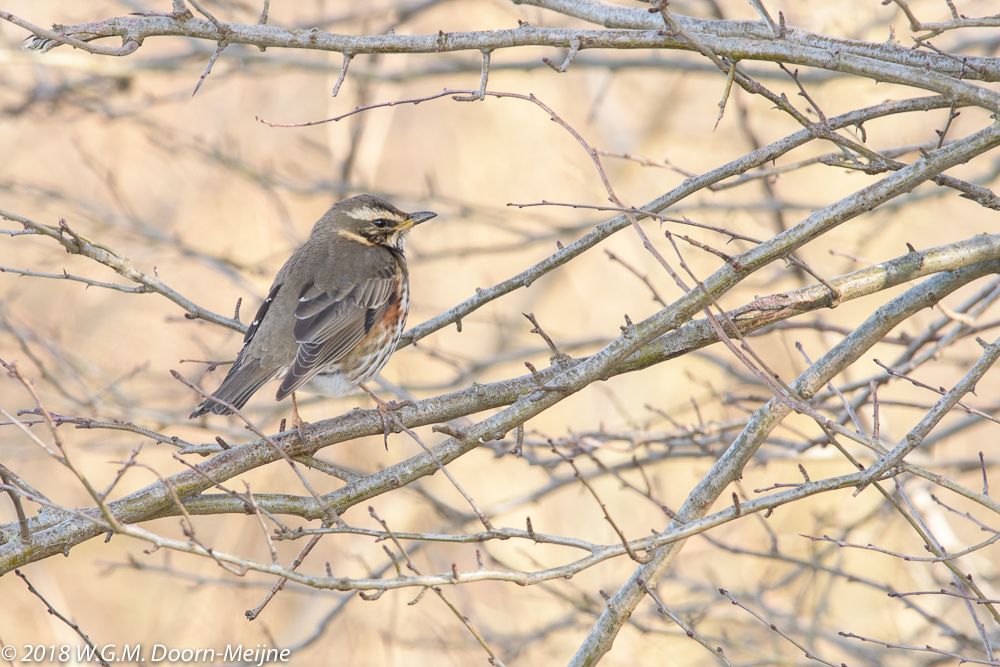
xmin=14 ymin=571 xmax=111 ymax=667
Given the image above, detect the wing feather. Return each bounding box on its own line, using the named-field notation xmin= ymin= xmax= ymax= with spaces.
xmin=191 ymin=234 xmax=404 ymax=415
xmin=276 ymin=265 xmax=397 ymax=400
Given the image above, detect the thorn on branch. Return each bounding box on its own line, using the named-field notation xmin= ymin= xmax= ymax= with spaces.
xmin=331 ymin=53 xmax=353 ymax=98
xmin=935 ymin=98 xmax=960 ymax=149
xmin=715 ymin=60 xmax=736 ymax=130
xmin=192 ymin=39 xmax=229 ymax=97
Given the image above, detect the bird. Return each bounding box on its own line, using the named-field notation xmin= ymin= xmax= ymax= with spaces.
xmin=189 ymin=194 xmax=436 ymax=426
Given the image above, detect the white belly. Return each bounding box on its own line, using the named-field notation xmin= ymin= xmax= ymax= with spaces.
xmin=303 ymin=372 xmax=358 ymax=398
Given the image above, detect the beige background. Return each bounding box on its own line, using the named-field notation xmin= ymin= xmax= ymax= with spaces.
xmin=1 ymin=1 xmax=999 ymax=665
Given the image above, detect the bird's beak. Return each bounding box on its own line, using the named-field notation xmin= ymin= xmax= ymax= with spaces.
xmin=401 ymin=210 xmax=437 ymax=229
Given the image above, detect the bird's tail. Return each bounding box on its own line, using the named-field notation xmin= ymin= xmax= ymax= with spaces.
xmin=189 ymin=358 xmax=277 ymax=418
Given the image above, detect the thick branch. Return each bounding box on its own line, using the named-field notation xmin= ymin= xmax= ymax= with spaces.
xmin=570 ymin=257 xmax=1000 ymax=666
xmin=4 ymin=11 xmax=1000 ymax=108
xmin=400 ymin=95 xmax=963 ymax=347
xmin=3 ymin=123 xmax=999 ymax=572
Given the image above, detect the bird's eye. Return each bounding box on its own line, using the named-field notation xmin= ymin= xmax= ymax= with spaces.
xmin=372 ymin=219 xmax=388 ymax=228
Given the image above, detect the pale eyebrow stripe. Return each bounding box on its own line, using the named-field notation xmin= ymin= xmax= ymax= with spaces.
xmin=346 ymin=206 xmax=402 ymax=222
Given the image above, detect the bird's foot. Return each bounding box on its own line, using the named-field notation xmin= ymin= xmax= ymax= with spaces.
xmin=358 ymin=383 xmax=412 ymax=449
xmin=292 ymin=392 xmax=310 ymax=445
xmin=374 ymin=401 xmax=394 ymax=449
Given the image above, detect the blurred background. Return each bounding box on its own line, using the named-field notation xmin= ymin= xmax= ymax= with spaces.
xmin=2 ymin=0 xmax=1000 ymax=664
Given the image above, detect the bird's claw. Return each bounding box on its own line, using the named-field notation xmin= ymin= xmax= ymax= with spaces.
xmin=292 ymin=392 xmax=309 ymax=445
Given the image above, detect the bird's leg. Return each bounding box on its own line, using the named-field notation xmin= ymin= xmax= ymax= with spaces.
xmin=291 ymin=391 xmax=309 ymax=444
xmin=357 ymin=382 xmax=413 ymax=448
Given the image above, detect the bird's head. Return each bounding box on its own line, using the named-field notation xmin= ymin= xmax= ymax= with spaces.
xmin=317 ymin=194 xmax=436 ymax=251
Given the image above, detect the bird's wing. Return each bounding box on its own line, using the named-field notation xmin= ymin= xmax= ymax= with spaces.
xmin=276 ymin=257 xmax=398 ymax=400
xmin=241 ymin=282 xmax=281 ymax=347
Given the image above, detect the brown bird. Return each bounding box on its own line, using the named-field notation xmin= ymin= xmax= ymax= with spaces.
xmin=189 ymin=194 xmax=435 ymax=421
